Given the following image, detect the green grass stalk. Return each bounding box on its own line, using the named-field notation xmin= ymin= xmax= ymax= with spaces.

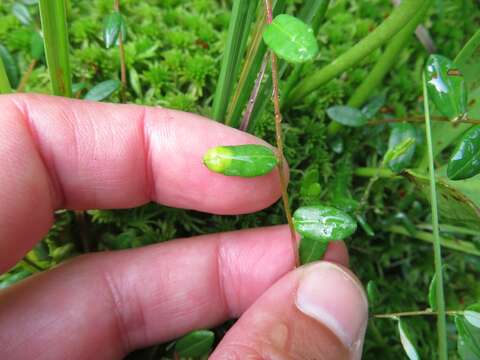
xmin=422 ymin=73 xmax=448 ymax=360
xmin=114 ymin=0 xmax=127 ymax=103
xmin=286 ymin=0 xmax=427 ymax=106
xmin=212 ymin=0 xmax=256 ymax=122
xmin=38 ymin=0 xmax=72 ymax=97
xmin=0 ymin=56 xmax=11 ymax=93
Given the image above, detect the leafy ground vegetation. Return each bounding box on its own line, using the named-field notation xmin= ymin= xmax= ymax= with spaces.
xmin=1 ymin=0 xmax=480 ymax=359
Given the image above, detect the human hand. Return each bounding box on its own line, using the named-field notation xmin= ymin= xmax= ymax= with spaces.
xmin=0 ymin=94 xmax=368 ymax=359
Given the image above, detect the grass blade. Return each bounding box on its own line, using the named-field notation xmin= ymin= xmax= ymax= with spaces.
xmin=422 ymin=72 xmax=448 ymax=360
xmin=212 ymin=0 xmax=257 ymax=122
xmin=38 ymin=0 xmax=72 ymax=97
xmin=0 ymin=56 xmax=12 ymax=93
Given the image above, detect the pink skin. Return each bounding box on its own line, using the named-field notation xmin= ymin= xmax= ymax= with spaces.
xmin=0 ymin=94 xmax=349 ymax=359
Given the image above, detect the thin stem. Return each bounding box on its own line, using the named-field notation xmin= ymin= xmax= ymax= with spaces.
xmin=0 ymin=55 xmax=12 ymax=93
xmin=114 ymin=0 xmax=127 ymax=103
xmin=286 ymin=0 xmax=427 ymax=106
xmin=265 ymin=0 xmax=298 ymax=267
xmin=368 ymin=115 xmax=480 ymax=126
xmin=17 ymin=59 xmax=37 ymax=92
xmin=422 ymin=73 xmax=448 ymax=360
xmin=240 ymin=53 xmax=268 ymax=131
xmin=374 ymin=309 xmax=462 ymax=319
xmin=354 ymin=167 xmax=396 ymax=178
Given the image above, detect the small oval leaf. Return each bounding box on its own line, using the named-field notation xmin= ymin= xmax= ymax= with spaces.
xmin=425 ymin=54 xmax=468 ymax=121
xmin=84 ymin=80 xmax=121 ymax=101
xmin=465 ymin=303 xmax=480 ymax=329
xmin=299 ymin=237 xmax=328 ymax=265
xmin=361 ymin=93 xmax=386 ymax=119
xmin=428 ymin=273 xmax=438 ymax=311
xmin=175 ymin=330 xmax=215 ymax=358
xmin=293 ymin=205 xmax=357 ymax=241
xmin=386 ymin=123 xmax=417 ymax=173
xmin=30 ymin=31 xmax=44 ymax=60
xmin=263 ymin=14 xmax=318 ymax=63
xmin=203 ymin=144 xmax=278 ymax=178
xmin=398 ymin=319 xmax=420 ymax=360
xmin=455 ymin=315 xmax=480 ymax=360
xmin=447 ymin=125 xmax=480 ymax=180
xmin=326 ymin=106 xmax=368 ymax=127
xmin=12 ymin=2 xmax=32 ymax=25
xmin=356 ymin=214 xmax=375 ymax=237
xmin=0 ymin=44 xmax=20 ymax=88
xmin=366 ymin=280 xmax=380 ymax=305
xmin=103 ymin=12 xmax=123 ymax=49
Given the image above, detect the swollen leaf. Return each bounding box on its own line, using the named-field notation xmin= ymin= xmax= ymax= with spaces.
xmin=455 ymin=315 xmax=480 ymax=360
xmin=425 ymin=54 xmax=467 ymax=121
xmin=361 ymin=93 xmax=386 ymax=119
xmin=84 ymin=80 xmax=121 ymax=101
xmin=428 ymin=273 xmax=437 ymax=311
xmin=293 ymin=205 xmax=357 ymax=241
xmin=12 ymin=2 xmax=32 ymax=25
xmin=175 ymin=330 xmax=215 ymax=358
xmin=0 ymin=44 xmax=20 ymax=88
xmin=299 ymin=236 xmax=328 ymax=264
xmin=447 ymin=125 xmax=480 ymax=180
xmin=465 ymin=303 xmax=480 ymax=329
xmin=326 ymin=106 xmax=368 ymax=127
xmin=203 ymin=144 xmax=278 ymax=178
xmin=30 ymin=31 xmax=44 ymax=60
xmin=397 ymin=319 xmax=420 ymax=360
xmin=386 ymin=123 xmax=417 ymax=173
xmin=263 ymin=14 xmax=318 ymax=63
xmin=103 ymin=12 xmax=124 ymax=49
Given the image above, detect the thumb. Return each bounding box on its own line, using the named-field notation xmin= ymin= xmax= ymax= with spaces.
xmin=211 ymin=261 xmax=368 ymax=360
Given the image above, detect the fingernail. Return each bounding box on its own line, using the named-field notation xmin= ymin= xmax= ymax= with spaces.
xmin=295 ymin=262 xmax=368 ymax=354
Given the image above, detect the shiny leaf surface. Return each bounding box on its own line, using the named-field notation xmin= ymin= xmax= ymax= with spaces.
xmin=425 ymin=54 xmax=467 ymax=120
xmin=447 ymin=125 xmax=480 ymax=180
xmin=293 ymin=205 xmax=357 ymax=241
xmin=84 ymin=79 xmax=121 ymax=101
xmin=326 ymin=106 xmax=368 ymax=127
xmin=263 ymin=14 xmax=318 ymax=63
xmin=203 ymin=144 xmax=278 ymax=178
xmin=103 ymin=12 xmax=123 ymax=49
xmin=175 ymin=330 xmax=214 ymax=358
xmin=398 ymin=319 xmax=420 ymax=360
xmin=465 ymin=303 xmax=480 ymax=329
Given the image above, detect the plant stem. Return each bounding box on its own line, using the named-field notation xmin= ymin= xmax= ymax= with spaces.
xmin=17 ymin=59 xmax=37 ymax=92
xmin=286 ymin=0 xmax=427 ymax=106
xmin=374 ymin=309 xmax=462 ymax=319
xmin=114 ymin=0 xmax=127 ymax=103
xmin=354 ymin=167 xmax=396 ymax=178
xmin=212 ymin=0 xmax=257 ymax=122
xmin=240 ymin=53 xmax=268 ymax=131
xmin=0 ymin=55 xmax=11 ymax=93
xmin=388 ymin=225 xmax=480 ymax=256
xmin=264 ymin=0 xmax=298 ymax=267
xmin=422 ymin=73 xmax=448 ymax=360
xmin=368 ymin=115 xmax=480 ymax=126
xmin=38 ymin=0 xmax=72 ymax=97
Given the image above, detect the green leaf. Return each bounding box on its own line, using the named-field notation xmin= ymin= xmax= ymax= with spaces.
xmin=0 ymin=44 xmax=20 ymax=88
xmin=428 ymin=273 xmax=437 ymax=311
xmin=384 ymin=137 xmax=416 ymax=170
xmin=103 ymin=12 xmax=124 ymax=49
xmin=326 ymin=106 xmax=368 ymax=127
xmin=404 ymin=170 xmax=480 ymax=231
xmin=203 ymin=144 xmax=278 ymax=178
xmin=71 ymin=82 xmax=86 ymax=94
xmin=129 ymin=67 xmax=142 ymax=97
xmin=447 ymin=125 xmax=480 ymax=180
xmin=356 ymin=214 xmax=375 ymax=237
xmin=175 ymin=330 xmax=215 ymax=358
xmin=386 ymin=123 xmax=417 ymax=173
xmin=425 ymin=54 xmax=467 ymax=121
xmin=366 ymin=280 xmax=380 ymax=306
xmin=465 ymin=303 xmax=480 ymax=329
xmin=30 ymin=31 xmax=44 ymax=60
xmin=12 ymin=2 xmax=32 ymax=25
xmin=0 ymin=270 xmax=32 ymax=289
xmin=455 ymin=315 xmax=480 ymax=360
xmin=263 ymin=14 xmax=318 ymax=63
xmin=361 ymin=93 xmax=386 ymax=119
xmin=84 ymin=80 xmax=121 ymax=101
xmin=299 ymin=236 xmax=328 ymax=264
xmin=397 ymin=319 xmax=420 ymax=360
xmin=293 ymin=205 xmax=357 ymax=241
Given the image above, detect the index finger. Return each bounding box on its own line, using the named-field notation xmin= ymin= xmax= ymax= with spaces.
xmin=0 ymin=94 xmax=284 ymax=271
